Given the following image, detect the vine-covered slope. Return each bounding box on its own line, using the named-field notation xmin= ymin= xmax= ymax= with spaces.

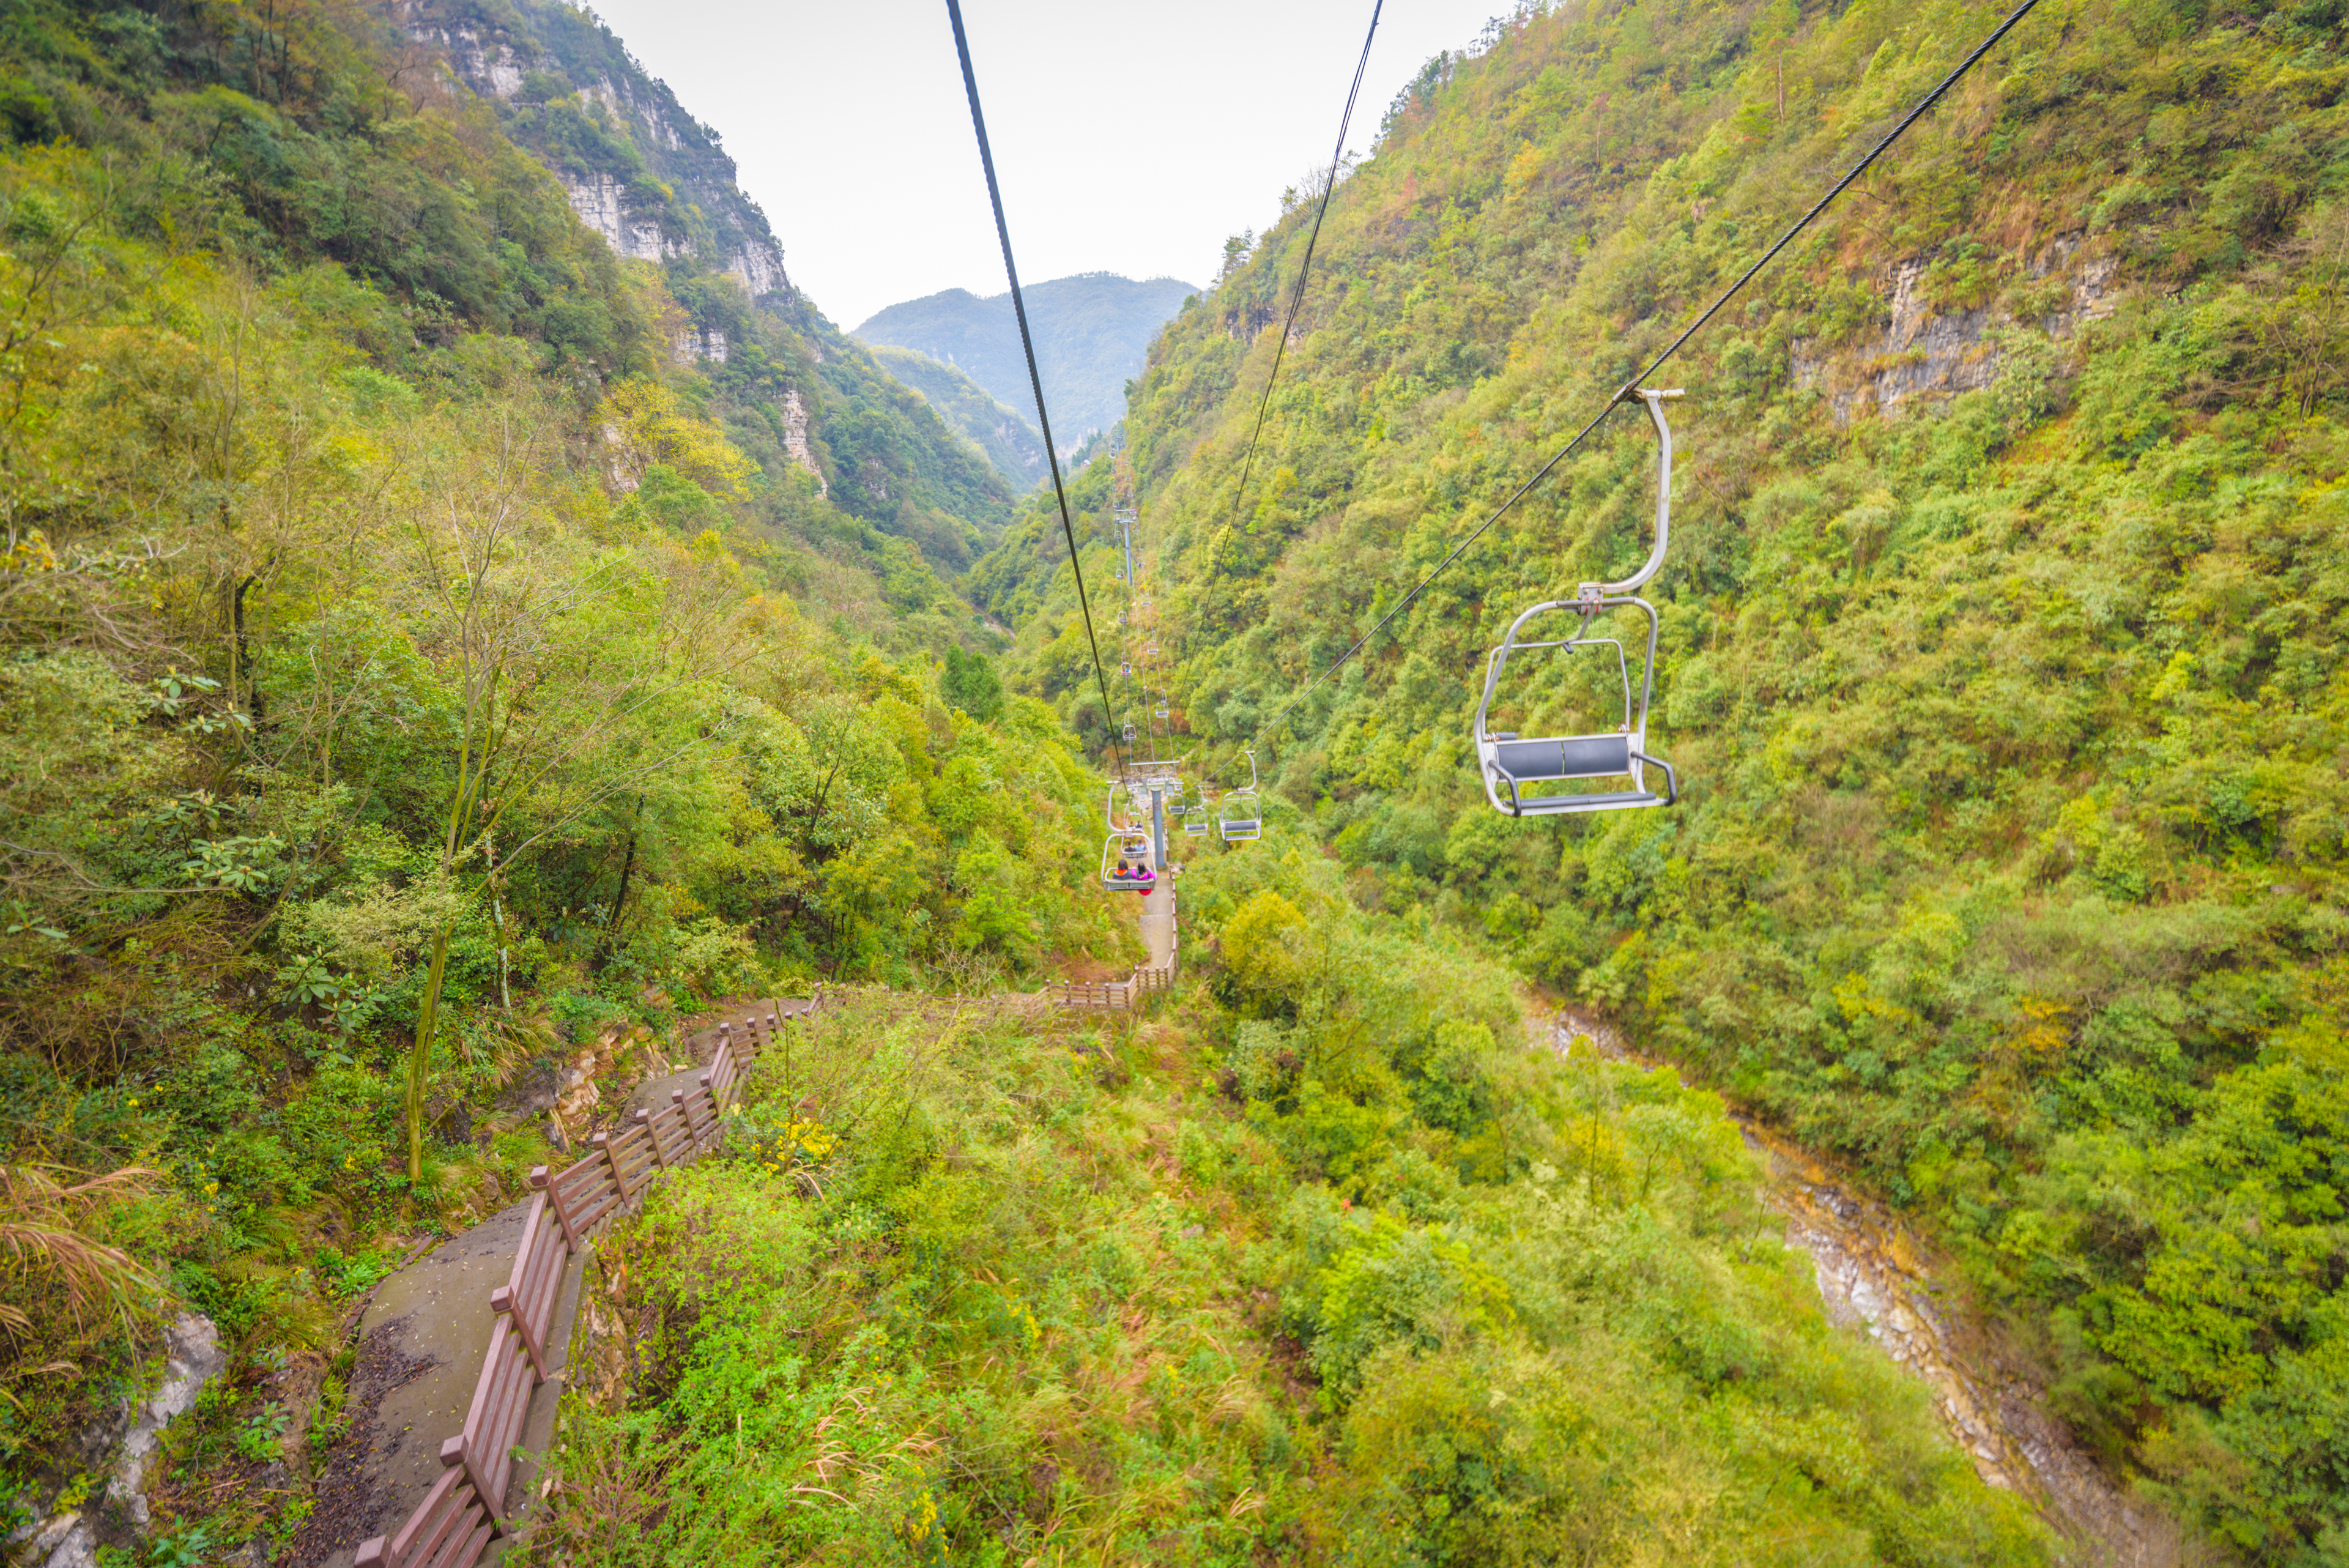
xmin=973 ymin=0 xmax=2349 ymax=1555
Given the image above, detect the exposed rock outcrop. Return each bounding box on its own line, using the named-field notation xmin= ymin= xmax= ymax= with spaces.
xmin=564 ymin=168 xmax=683 ymax=265
xmin=672 ymin=324 xmax=730 ymax=364
xmin=398 ymin=0 xmax=792 ymax=302
xmin=11 ymin=1313 xmax=225 ymax=1568
xmin=1792 ymin=236 xmax=2120 ymax=422
xmin=782 ymin=390 xmax=826 ymax=494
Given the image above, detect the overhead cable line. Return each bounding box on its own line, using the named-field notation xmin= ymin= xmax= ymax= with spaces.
xmin=945 ymin=0 xmax=1123 ymax=777
xmin=1224 ymin=0 xmax=1384 ymax=533
xmin=1197 ymin=0 xmax=2043 ymax=786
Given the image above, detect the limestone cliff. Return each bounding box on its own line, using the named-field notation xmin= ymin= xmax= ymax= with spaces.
xmin=384 ymin=0 xmax=1017 ymax=572
xmin=396 ymin=0 xmax=789 ymax=302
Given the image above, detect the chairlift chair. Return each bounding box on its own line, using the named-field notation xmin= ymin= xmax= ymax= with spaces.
xmin=1100 ymin=830 xmax=1154 ymax=889
xmin=1181 ymin=800 xmax=1209 ymax=838
xmin=1474 ymin=388 xmax=1684 ymax=818
xmin=1099 ymin=786 xmax=1155 ymax=890
xmin=1218 ymin=750 xmax=1263 ymax=842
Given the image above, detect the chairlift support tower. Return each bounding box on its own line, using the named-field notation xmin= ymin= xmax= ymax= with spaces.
xmin=1123 ymin=759 xmax=1184 ymax=868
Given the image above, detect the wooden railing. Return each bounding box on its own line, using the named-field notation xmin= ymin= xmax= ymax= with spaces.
xmin=1050 ymin=894 xmax=1178 ymax=1011
xmin=355 ymin=994 xmax=820 ymax=1567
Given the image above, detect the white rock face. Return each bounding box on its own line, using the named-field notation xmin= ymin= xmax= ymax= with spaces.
xmin=563 ymin=171 xmax=685 ymax=264
xmin=671 ymin=325 xmax=729 ymax=365
xmin=109 ymin=1313 xmax=225 ymax=1523
xmin=728 ymin=243 xmax=789 ymax=300
xmin=436 ymin=25 xmax=523 ymax=100
xmin=782 ymin=391 xmax=825 ymax=495
xmin=30 ymin=1511 xmax=87 ymax=1568
xmin=26 ymin=1313 xmax=223 ymax=1568
xmin=402 ymin=18 xmax=795 ymax=301
xmin=1791 ymin=235 xmax=2122 ymax=423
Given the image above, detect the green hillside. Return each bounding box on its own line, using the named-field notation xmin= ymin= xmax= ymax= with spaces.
xmin=968 ymin=0 xmax=2349 ymax=1556
xmin=0 ymin=0 xmax=1125 ymax=1539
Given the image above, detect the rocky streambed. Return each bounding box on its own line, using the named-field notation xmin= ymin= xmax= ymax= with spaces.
xmin=1549 ymin=1008 xmax=2178 ymax=1567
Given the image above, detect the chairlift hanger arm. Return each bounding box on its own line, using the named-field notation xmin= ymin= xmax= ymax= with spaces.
xmin=1582 ymin=388 xmax=1681 ymax=601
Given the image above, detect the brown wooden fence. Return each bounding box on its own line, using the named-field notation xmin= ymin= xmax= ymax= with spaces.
xmin=1050 ymin=894 xmax=1179 ymax=1011
xmin=354 ymin=994 xmax=820 ymax=1567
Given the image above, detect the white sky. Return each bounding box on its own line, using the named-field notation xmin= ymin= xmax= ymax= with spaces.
xmin=578 ymin=0 xmax=1511 ymax=330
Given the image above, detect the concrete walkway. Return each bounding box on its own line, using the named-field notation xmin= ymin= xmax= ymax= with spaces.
xmin=1140 ymin=866 xmax=1175 ymax=970
xmin=299 ymin=1202 xmax=584 ymax=1567
xmin=295 ymin=995 xmax=813 ymax=1566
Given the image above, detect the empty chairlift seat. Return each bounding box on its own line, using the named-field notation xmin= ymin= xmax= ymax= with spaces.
xmin=1473 ymin=387 xmax=1685 ymax=820
xmin=1474 ymin=617 xmax=1676 ymax=815
xmin=1218 ymin=749 xmax=1264 ymax=842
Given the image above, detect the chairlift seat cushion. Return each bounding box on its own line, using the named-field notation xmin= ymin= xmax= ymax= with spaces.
xmin=1488 ymin=734 xmax=1631 ymax=782
xmin=1221 ymin=820 xmax=1261 ymax=839
xmin=1500 ymin=789 xmax=1665 ymax=816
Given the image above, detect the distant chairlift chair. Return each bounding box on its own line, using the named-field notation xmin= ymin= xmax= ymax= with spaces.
xmin=1474 ymin=388 xmax=1685 ymax=818
xmin=1218 ymin=750 xmax=1263 ymax=842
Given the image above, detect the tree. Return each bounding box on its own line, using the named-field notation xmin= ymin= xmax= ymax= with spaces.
xmin=392 ymin=398 xmax=738 ymax=1179
xmin=940 ymin=645 xmax=1002 ymax=723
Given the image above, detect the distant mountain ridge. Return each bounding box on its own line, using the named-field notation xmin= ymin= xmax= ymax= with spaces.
xmin=855 ymin=274 xmax=1198 ymax=454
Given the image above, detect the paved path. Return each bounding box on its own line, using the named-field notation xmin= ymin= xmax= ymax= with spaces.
xmin=294 ymin=994 xmax=814 ymax=1566
xmin=299 ymin=1202 xmax=584 ymax=1567
xmin=1140 ymin=864 xmax=1174 ymax=969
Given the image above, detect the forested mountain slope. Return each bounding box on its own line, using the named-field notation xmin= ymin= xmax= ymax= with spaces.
xmin=0 ymin=0 xmax=1135 ymax=1533
xmin=973 ymin=0 xmax=2349 ymax=1556
xmin=871 ymin=341 xmax=1050 ymax=487
xmin=401 ymin=0 xmax=1021 ymax=573
xmin=856 ymin=272 xmax=1198 ymax=451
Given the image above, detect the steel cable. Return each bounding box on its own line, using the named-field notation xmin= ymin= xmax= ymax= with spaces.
xmin=1223 ymin=0 xmax=1386 ymax=538
xmin=946 ymin=0 xmax=1124 ymax=776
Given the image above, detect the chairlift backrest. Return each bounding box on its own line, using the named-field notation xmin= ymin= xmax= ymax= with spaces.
xmin=1099 ymin=826 xmax=1154 ymax=889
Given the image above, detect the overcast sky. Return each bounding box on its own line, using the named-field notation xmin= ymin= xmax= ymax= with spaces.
xmin=576 ymin=0 xmax=1510 ymax=331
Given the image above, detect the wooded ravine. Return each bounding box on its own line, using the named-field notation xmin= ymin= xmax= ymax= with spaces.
xmin=2 ymin=0 xmax=2343 ymax=1563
